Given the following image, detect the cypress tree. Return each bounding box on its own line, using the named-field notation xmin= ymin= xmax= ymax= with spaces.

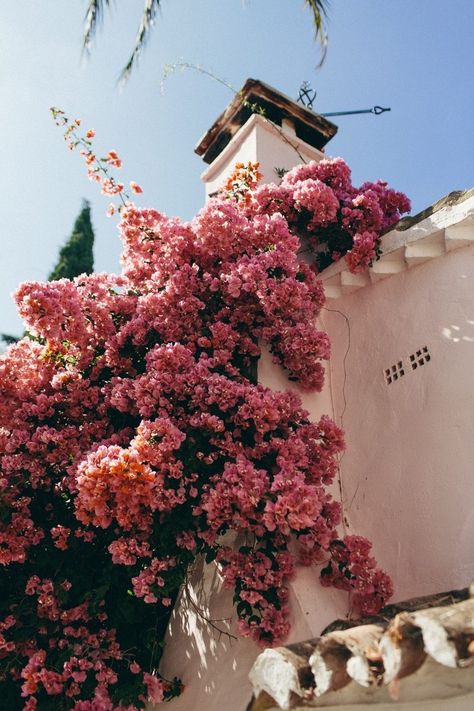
xmin=48 ymin=200 xmax=94 ymax=281
xmin=1 ymin=201 xmax=95 ymax=346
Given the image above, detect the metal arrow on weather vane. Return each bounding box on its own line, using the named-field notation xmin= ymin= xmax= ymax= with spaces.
xmin=297 ymin=81 xmax=391 ymax=117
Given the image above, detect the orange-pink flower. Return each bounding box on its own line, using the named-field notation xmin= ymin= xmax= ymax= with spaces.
xmin=130 ymin=181 xmax=143 ymax=194
xmin=101 ymin=178 xmax=124 ymax=195
xmin=106 ymin=150 xmax=122 ymax=168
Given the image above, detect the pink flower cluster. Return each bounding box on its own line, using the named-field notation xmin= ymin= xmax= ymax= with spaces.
xmin=0 ymin=154 xmax=398 ymax=708
xmin=131 ymin=557 xmax=175 ymax=604
xmin=4 ymin=575 xmax=164 ymax=710
xmin=248 ymin=157 xmax=410 ymax=272
xmin=217 ymin=547 xmax=294 ymax=645
xmin=320 ymin=535 xmax=394 ymax=615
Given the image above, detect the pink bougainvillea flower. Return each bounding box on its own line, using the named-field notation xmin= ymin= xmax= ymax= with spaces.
xmin=101 ymin=178 xmax=124 ymax=195
xmin=106 ymin=150 xmax=122 ymax=168
xmin=129 ymin=181 xmax=143 ymax=194
xmin=1 ymin=127 xmax=405 ymax=707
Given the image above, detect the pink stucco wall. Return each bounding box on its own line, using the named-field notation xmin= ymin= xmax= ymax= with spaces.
xmin=312 ymin=243 xmax=474 ymax=602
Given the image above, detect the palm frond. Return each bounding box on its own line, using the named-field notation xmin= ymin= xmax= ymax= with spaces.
xmin=119 ymin=0 xmax=162 ymax=84
xmin=83 ymin=0 xmax=112 ymax=54
xmin=304 ymin=0 xmax=329 ymax=65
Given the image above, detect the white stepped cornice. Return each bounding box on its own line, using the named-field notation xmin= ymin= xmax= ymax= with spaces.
xmin=320 ymin=190 xmax=474 ymax=300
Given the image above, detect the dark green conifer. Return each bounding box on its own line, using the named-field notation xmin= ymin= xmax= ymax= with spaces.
xmin=1 ymin=201 xmax=95 ymax=345
xmin=48 ymin=200 xmax=94 ymax=281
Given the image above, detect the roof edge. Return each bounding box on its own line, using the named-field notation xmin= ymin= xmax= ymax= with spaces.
xmin=195 ymin=78 xmax=337 ymax=165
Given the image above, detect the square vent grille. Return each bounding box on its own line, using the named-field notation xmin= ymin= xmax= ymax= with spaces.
xmin=384 ymin=346 xmax=431 ymax=385
xmin=384 ymin=361 xmax=405 ymax=385
xmin=409 ymin=345 xmax=431 ymax=370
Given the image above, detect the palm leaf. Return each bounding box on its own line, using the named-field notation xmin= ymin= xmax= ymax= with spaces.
xmin=304 ymin=0 xmax=329 ymax=65
xmin=119 ymin=0 xmax=163 ymax=84
xmin=84 ymin=0 xmax=330 ymax=81
xmin=83 ymin=0 xmax=112 ymax=54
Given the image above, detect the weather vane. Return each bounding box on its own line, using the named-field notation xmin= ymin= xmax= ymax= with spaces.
xmin=297 ymin=81 xmax=317 ymax=109
xmin=297 ymin=81 xmax=391 ymax=117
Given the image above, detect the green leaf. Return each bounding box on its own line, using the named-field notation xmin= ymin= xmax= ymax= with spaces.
xmin=236 ymin=600 xmax=252 ymax=617
xmin=205 ymin=547 xmax=217 ymax=563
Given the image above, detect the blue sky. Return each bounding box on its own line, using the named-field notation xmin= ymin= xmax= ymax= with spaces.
xmin=1 ymin=1 xmax=473 ymax=335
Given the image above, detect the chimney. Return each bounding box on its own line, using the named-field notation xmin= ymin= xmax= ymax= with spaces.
xmin=195 ymin=78 xmax=338 ymax=198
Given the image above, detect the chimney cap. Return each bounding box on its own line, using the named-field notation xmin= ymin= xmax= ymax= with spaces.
xmin=195 ymin=78 xmax=338 ymax=165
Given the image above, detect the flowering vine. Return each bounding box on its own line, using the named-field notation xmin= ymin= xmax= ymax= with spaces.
xmin=0 ymin=119 xmax=410 ymax=709
xmin=49 ymin=109 xmax=143 ymax=217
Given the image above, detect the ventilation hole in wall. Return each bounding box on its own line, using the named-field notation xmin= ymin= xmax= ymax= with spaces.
xmin=384 ymin=360 xmax=405 ymax=385
xmin=409 ymin=345 xmax=431 ymax=370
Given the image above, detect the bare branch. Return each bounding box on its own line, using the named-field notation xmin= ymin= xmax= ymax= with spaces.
xmin=183 ymin=571 xmax=237 ymax=642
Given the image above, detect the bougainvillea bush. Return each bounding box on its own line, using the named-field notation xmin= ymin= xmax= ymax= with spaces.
xmin=0 ymin=122 xmax=409 ymax=710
